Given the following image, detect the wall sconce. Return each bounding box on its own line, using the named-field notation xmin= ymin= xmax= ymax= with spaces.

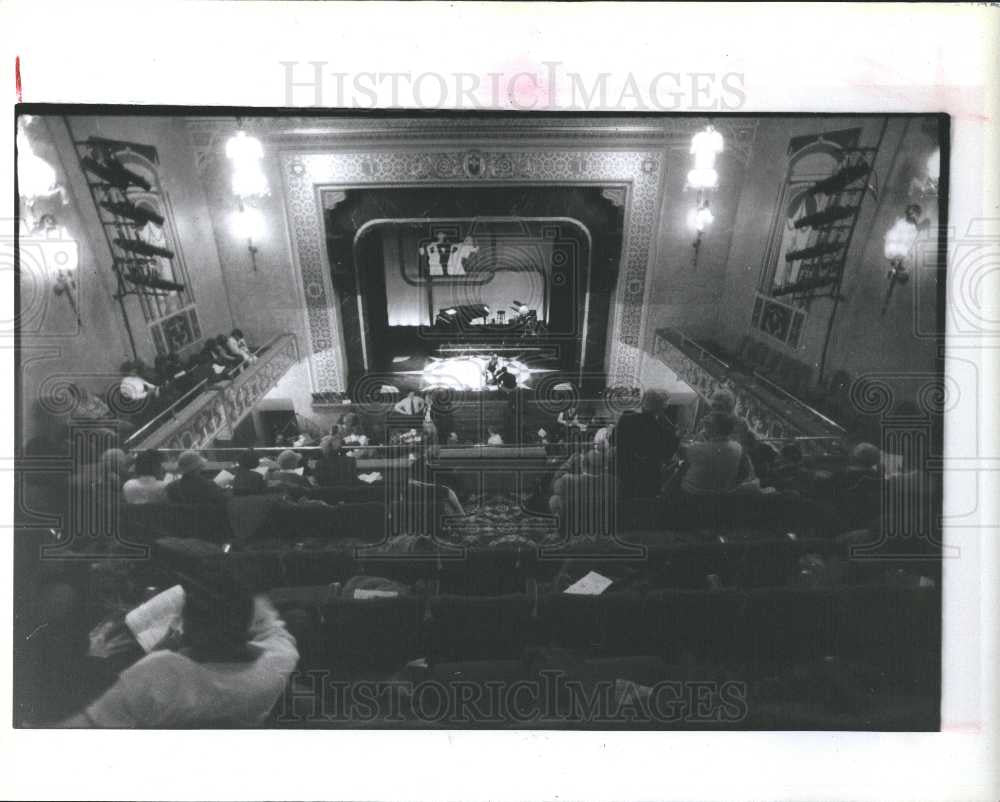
xmin=881 ymin=203 xmax=927 ymax=315
xmin=685 ymin=124 xmax=724 ymax=267
xmin=226 ymin=123 xmax=269 ymax=270
xmin=17 ymin=117 xmax=63 ymax=230
xmin=230 ymin=201 xmax=265 ymax=270
xmin=909 ymin=147 xmax=940 ymax=201
xmin=688 ymin=199 xmax=714 ymax=267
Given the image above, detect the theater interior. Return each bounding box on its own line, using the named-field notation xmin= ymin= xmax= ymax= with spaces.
xmin=14 ymin=112 xmax=946 ymax=729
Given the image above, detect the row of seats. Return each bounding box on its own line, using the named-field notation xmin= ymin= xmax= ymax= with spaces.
xmin=151 ymin=529 xmax=855 ymax=597
xmin=270 ymin=584 xmax=941 ymax=680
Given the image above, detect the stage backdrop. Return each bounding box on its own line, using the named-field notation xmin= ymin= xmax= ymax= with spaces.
xmin=381 ymin=221 xmax=553 ymax=327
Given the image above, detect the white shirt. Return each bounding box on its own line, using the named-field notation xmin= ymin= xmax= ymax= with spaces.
xmin=86 ymin=597 xmax=298 ymax=728
xmin=120 ymin=375 xmax=155 ymax=401
xmin=394 ymin=395 xmax=426 ymax=416
xmin=122 ymin=476 xmax=169 ymax=505
xmin=487 ymin=433 xmax=504 ymax=446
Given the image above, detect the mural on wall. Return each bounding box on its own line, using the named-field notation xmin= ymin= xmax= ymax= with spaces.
xmin=753 ymin=128 xmax=867 ymax=348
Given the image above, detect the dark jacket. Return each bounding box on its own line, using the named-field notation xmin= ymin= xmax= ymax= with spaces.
xmin=232 ymin=468 xmax=267 ymax=496
xmin=166 ymin=473 xmax=226 ymax=505
xmin=611 ymin=410 xmax=679 ymax=498
xmin=313 ymin=454 xmax=358 ymax=487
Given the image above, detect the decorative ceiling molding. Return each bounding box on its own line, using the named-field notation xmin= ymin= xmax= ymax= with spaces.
xmin=186 ymin=116 xmax=760 ymax=173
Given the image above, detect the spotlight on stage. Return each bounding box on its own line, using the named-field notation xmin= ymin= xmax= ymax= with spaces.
xmin=417 ymin=354 xmax=536 ymax=391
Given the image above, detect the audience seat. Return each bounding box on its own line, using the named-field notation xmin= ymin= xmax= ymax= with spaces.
xmin=428 ymin=593 xmax=537 ymax=664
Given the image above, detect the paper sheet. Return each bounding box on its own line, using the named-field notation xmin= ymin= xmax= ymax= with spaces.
xmin=564 ymin=571 xmax=613 ymax=596
xmin=213 ymin=468 xmax=235 ymax=487
xmin=124 ymin=584 xmax=186 ymax=653
xmin=354 ymin=588 xmax=399 ymax=599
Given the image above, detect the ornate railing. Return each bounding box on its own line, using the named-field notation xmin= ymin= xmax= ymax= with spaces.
xmin=134 ymin=333 xmax=299 ymax=450
xmin=653 ymin=327 xmax=845 ymax=449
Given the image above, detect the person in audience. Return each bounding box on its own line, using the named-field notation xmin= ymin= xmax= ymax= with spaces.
xmin=231 ymin=449 xmax=267 ymax=496
xmin=768 ymin=443 xmax=812 ymax=493
xmin=166 ymin=450 xmax=226 ymax=505
xmin=699 ymin=388 xmax=753 ymax=447
xmin=393 ymin=390 xmax=426 ymax=417
xmin=122 ymin=450 xmax=169 ymax=505
xmin=313 ymin=435 xmax=358 ymax=487
xmin=679 ymin=412 xmax=748 ymax=496
xmin=611 ymin=389 xmax=679 ymax=498
xmin=211 ymin=335 xmax=242 ymax=368
xmin=118 ymin=361 xmax=158 ymax=404
xmin=226 ymin=328 xmax=257 ymax=364
xmin=405 ymin=451 xmax=465 ymax=521
xmin=59 ymin=575 xmax=298 ymax=727
xmin=830 ymin=442 xmax=884 ymax=529
xmin=486 ymin=425 xmax=504 ymax=446
xmin=337 ymin=411 xmax=363 ymax=438
xmin=592 ymin=420 xmax=614 ymax=448
xmin=268 ymin=450 xmax=312 ymax=491
xmin=549 ymin=448 xmax=619 ymax=533
xmin=557 ymin=406 xmax=587 ymax=442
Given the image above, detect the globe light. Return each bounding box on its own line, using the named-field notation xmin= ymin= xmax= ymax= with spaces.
xmin=883 ymin=215 xmax=918 ymax=262
xmin=17 ymin=121 xmax=59 ymax=203
xmin=225 ymin=130 xmax=270 ymax=199
xmin=688 ymin=203 xmax=714 ymax=232
xmin=926 ymin=148 xmax=940 ymax=182
xmin=230 ymin=205 xmax=266 ymax=241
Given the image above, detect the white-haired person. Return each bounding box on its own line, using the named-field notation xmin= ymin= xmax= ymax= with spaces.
xmin=610 ymin=389 xmax=679 ymax=499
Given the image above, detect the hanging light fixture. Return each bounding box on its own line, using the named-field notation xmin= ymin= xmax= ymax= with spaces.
xmin=225 ymin=122 xmax=269 ymax=269
xmin=225 ymin=127 xmax=269 ymax=200
xmin=230 ymin=201 xmax=265 ymax=270
xmin=685 ymin=123 xmax=724 ymax=266
xmin=17 ymin=117 xmax=62 ymax=230
xmin=687 ymin=123 xmax=724 ymax=190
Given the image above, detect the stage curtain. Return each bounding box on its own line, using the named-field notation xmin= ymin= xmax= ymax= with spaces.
xmin=384 ymin=229 xmax=430 ymax=326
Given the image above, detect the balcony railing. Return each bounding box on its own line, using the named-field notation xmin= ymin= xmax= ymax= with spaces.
xmin=131 ymin=333 xmax=299 ymax=450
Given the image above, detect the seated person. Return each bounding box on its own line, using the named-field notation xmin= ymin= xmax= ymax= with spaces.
xmin=122 ymin=450 xmax=169 ymax=505
xmin=166 ymin=451 xmax=226 ymax=505
xmin=59 ymin=577 xmax=298 ymax=727
xmin=119 ymin=360 xmax=158 ymax=404
xmin=393 ymin=390 xmax=426 ymax=417
xmin=611 ymin=389 xmax=679 ymax=498
xmin=557 ymin=406 xmax=588 ymax=441
xmin=268 ymin=450 xmax=312 ymax=491
xmin=72 ymin=447 xmax=134 ymax=500
xmin=231 ymin=449 xmax=267 ymax=496
xmin=680 ymin=412 xmax=751 ymax=496
xmin=697 ymin=388 xmax=752 ymax=448
xmin=312 ymin=435 xmax=358 ymax=486
xmin=226 ymin=328 xmax=257 ymax=364
xmin=211 ymin=335 xmax=242 ymax=367
xmin=403 ymin=452 xmax=465 ymax=521
xmin=486 ymin=425 xmax=504 ymax=446
xmin=337 ymin=411 xmax=362 ymax=438
xmin=830 ymin=442 xmax=884 ymax=529
xmin=549 ymin=448 xmax=619 ymax=533
xmin=768 ymin=443 xmax=812 ymax=493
